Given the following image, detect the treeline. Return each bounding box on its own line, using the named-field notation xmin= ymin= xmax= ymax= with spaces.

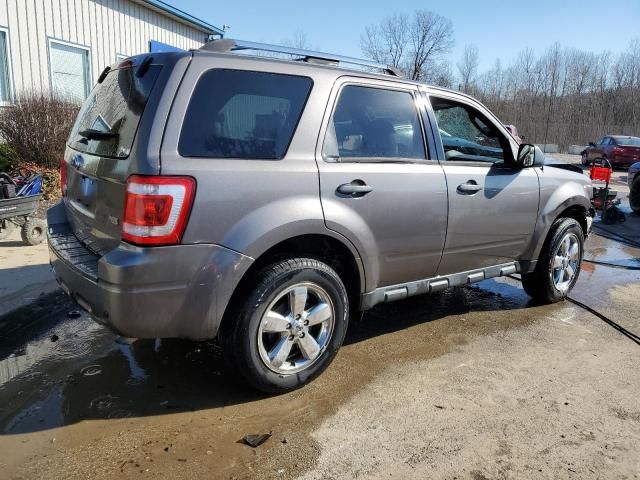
xmin=360 ymin=11 xmax=640 ymax=151
xmin=467 ymin=41 xmax=640 ymax=149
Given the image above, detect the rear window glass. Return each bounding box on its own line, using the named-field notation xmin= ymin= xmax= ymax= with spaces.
xmin=179 ymin=69 xmax=313 ymax=159
xmin=615 ymin=137 xmax=640 ymax=146
xmin=68 ymin=64 xmax=162 ymax=158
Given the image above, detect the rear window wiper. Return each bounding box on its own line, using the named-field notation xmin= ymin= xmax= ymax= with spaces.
xmin=78 ymin=128 xmax=119 ymax=140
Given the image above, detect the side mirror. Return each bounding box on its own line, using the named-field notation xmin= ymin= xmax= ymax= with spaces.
xmin=517 ymin=143 xmax=544 ymax=168
xmin=588 ymin=142 xmax=596 ymax=147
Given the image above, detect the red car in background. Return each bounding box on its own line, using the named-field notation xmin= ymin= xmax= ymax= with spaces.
xmin=581 ymin=135 xmax=640 ymax=168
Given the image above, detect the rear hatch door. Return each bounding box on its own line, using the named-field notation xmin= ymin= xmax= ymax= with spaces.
xmin=63 ymin=54 xmax=182 ymax=255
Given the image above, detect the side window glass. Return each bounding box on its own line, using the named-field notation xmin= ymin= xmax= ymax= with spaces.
xmin=179 ymin=70 xmax=313 ymax=159
xmin=323 ymin=85 xmax=425 ymax=161
xmin=597 ymin=138 xmax=606 ymax=146
xmin=431 ymin=97 xmax=509 ymax=164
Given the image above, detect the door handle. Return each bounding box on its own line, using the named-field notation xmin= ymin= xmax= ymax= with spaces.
xmin=336 ymin=180 xmax=373 ymax=197
xmin=457 ymin=181 xmax=482 ymax=194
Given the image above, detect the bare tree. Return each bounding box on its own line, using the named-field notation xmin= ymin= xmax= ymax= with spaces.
xmin=361 ymin=10 xmax=454 ymax=80
xmin=457 ymin=44 xmax=479 ymax=93
xmin=283 ymin=30 xmax=311 ymax=50
xmin=361 ymin=13 xmax=409 ymax=70
xmin=426 ymin=60 xmax=455 ymax=88
xmin=471 ymin=38 xmax=640 ymax=150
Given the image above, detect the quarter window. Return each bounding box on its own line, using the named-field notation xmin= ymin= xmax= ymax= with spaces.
xmin=431 ymin=97 xmax=510 ymax=164
xmin=179 ymin=70 xmax=313 ymax=159
xmin=323 ymin=85 xmax=426 ymax=161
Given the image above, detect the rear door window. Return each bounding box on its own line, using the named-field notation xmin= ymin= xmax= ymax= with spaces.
xmin=179 ymin=70 xmax=313 ymax=159
xmin=68 ymin=63 xmax=162 ymax=158
xmin=322 ymin=85 xmax=426 ymax=161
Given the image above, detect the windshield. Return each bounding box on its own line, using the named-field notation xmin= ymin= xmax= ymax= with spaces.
xmin=68 ymin=63 xmax=162 ymax=158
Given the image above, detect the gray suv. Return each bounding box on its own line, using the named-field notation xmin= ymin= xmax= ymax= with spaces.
xmin=48 ymin=39 xmax=594 ymax=392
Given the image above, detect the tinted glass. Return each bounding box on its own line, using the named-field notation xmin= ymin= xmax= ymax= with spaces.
xmin=179 ymin=70 xmax=313 ymax=159
xmin=68 ymin=64 xmax=162 ymax=158
xmin=323 ymin=85 xmax=425 ymax=160
xmin=432 ymin=97 xmax=508 ymax=164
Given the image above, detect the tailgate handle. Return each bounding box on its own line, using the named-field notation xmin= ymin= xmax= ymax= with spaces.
xmin=337 ymin=180 xmax=373 ymax=197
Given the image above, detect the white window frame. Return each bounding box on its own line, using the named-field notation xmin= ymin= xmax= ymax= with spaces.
xmin=47 ymin=37 xmax=92 ymax=99
xmin=0 ymin=26 xmax=15 ymax=105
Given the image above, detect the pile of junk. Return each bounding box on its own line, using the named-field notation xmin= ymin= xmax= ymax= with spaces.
xmin=0 ymin=169 xmax=47 ymax=245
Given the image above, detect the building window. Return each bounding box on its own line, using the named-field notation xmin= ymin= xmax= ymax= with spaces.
xmin=0 ymin=29 xmax=11 ymax=103
xmin=49 ymin=40 xmax=90 ymax=101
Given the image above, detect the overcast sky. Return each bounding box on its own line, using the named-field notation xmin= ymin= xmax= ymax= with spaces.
xmin=176 ymin=0 xmax=640 ymax=70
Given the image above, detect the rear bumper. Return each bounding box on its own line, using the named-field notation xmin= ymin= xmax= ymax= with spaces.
xmin=47 ymin=201 xmax=253 ymax=339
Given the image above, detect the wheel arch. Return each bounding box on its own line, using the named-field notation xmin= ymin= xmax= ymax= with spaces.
xmin=521 ymin=194 xmax=591 ymax=273
xmin=219 ymin=233 xmax=365 ymax=334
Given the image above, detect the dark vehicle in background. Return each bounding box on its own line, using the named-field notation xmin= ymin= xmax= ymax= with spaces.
xmin=629 ymin=161 xmax=640 ymax=214
xmin=581 ymin=135 xmax=640 ymax=168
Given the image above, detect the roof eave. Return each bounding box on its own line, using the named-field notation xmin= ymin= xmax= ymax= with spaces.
xmin=136 ymin=0 xmax=224 ymax=35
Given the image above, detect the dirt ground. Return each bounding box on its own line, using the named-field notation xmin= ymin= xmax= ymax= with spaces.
xmin=0 ymin=229 xmax=56 ymax=317
xmin=0 ymin=164 xmax=639 ymax=480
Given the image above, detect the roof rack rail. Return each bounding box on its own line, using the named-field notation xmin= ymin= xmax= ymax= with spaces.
xmin=199 ymin=38 xmax=401 ymax=77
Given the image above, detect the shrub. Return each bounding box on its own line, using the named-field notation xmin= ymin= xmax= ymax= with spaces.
xmin=0 ymin=144 xmax=18 ymax=173
xmin=0 ymin=90 xmax=80 ymax=170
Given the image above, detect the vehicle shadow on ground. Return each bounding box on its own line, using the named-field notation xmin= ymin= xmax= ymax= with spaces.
xmin=0 ymin=241 xmax=30 ymax=248
xmin=0 ymin=279 xmax=534 ymax=435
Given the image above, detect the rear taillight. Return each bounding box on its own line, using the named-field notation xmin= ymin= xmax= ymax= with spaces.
xmin=60 ymin=158 xmax=67 ymax=196
xmin=122 ymin=175 xmax=196 ymax=246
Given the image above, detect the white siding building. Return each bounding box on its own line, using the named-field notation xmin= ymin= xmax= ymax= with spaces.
xmin=0 ymin=0 xmax=223 ymax=103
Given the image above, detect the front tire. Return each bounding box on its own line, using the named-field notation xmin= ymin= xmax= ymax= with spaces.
xmin=522 ymin=218 xmax=584 ymax=304
xmin=581 ymin=153 xmax=588 ymax=165
xmin=630 ymin=175 xmax=640 ymax=215
xmin=220 ymin=258 xmax=349 ymax=393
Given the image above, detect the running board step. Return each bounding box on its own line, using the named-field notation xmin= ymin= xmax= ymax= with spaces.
xmin=360 ymin=262 xmax=520 ymax=310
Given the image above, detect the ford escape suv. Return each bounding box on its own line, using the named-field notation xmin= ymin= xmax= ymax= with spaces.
xmin=48 ymin=39 xmax=593 ymax=392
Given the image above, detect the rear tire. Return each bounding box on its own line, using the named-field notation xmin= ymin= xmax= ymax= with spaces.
xmin=630 ymin=175 xmax=640 ymax=215
xmin=0 ymin=219 xmax=15 ymax=240
xmin=220 ymin=258 xmax=349 ymax=393
xmin=522 ymin=218 xmax=584 ymax=304
xmin=21 ymin=218 xmax=46 ymax=246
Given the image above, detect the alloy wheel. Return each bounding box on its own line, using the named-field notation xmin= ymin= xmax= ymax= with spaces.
xmin=257 ymin=282 xmax=335 ymax=375
xmin=551 ymin=232 xmax=581 ymax=292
